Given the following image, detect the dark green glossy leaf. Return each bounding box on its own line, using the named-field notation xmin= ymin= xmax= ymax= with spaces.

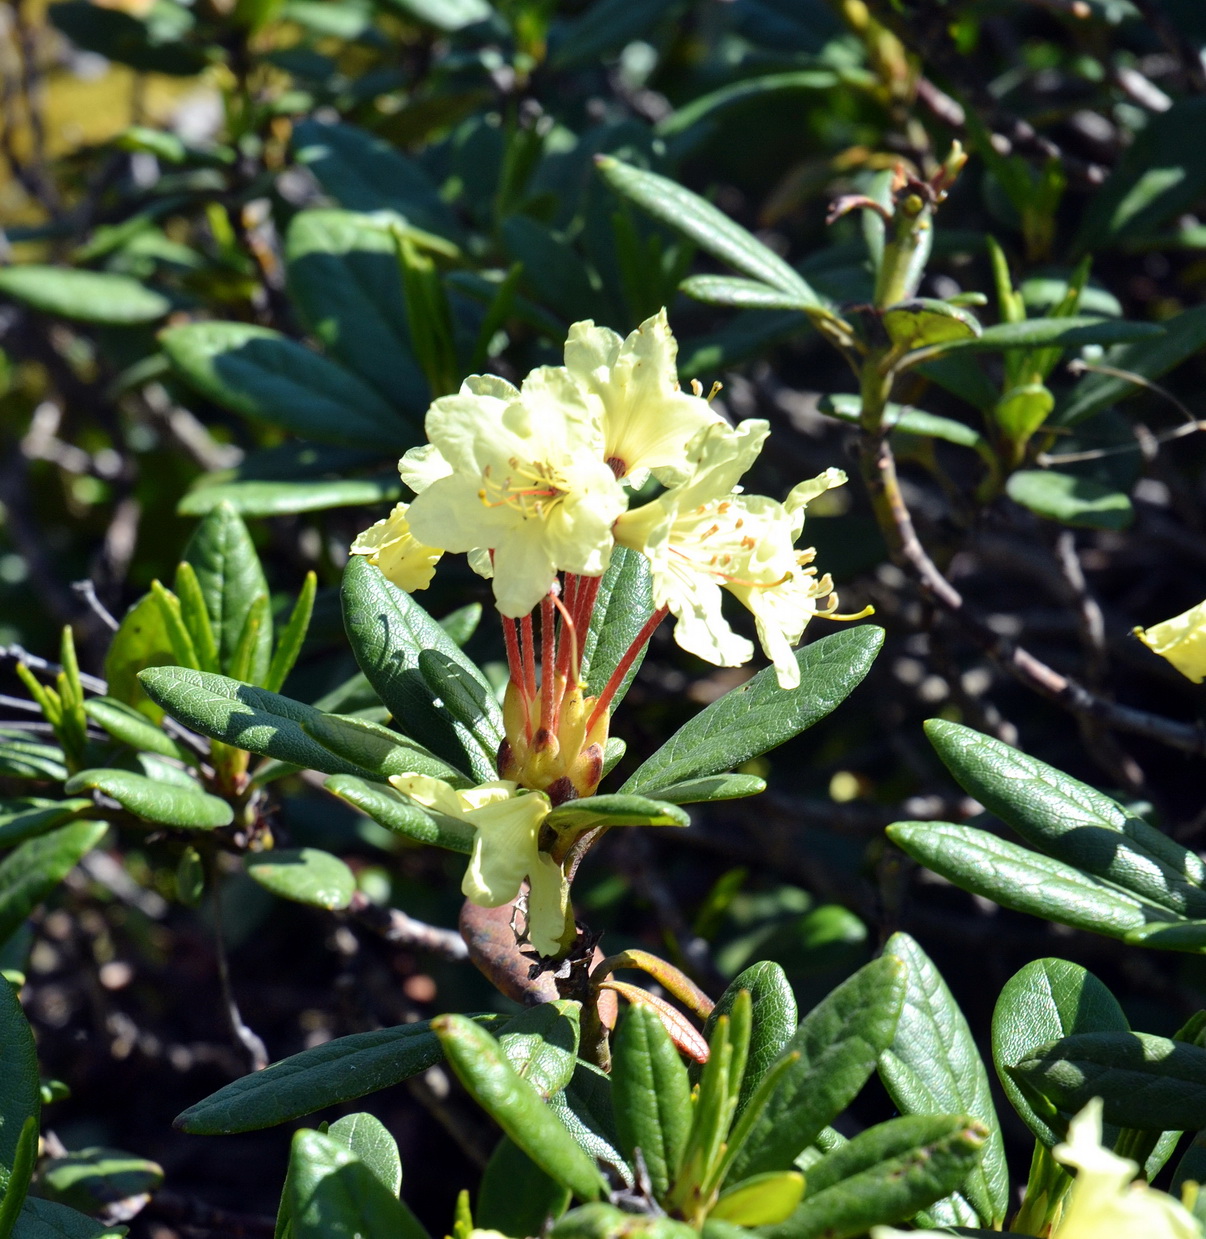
xmin=63 ymin=768 xmax=232 ymax=829
xmin=103 ymin=591 xmax=174 ymax=721
xmin=0 ymin=822 xmax=109 ymax=946
xmin=82 ymin=696 xmax=185 ymax=760
xmin=613 ymin=1004 xmax=691 ymax=1198
xmin=175 ymin=1016 xmax=507 ymax=1133
xmin=10 ymin=1197 xmax=126 ymax=1239
xmin=0 ymin=977 xmax=39 ymax=1184
xmin=544 ymin=795 xmax=689 ymax=833
xmin=1006 ymin=470 xmax=1133 ymax=531
xmin=324 ymin=775 xmax=474 ymax=853
xmin=341 ymin=556 xmax=500 ymax=781
xmin=545 ymin=1063 xmax=629 ymax=1184
xmin=622 ymin=627 xmax=883 ymax=796
xmin=478 ymin=1137 xmax=571 ymax=1237
xmin=0 ymin=267 xmax=169 ymax=324
xmin=161 ymin=322 xmax=406 ymax=448
xmin=726 ymin=954 xmax=906 ymax=1181
xmin=0 ymin=1116 xmax=38 ymax=1239
xmin=582 ymin=548 xmax=654 ymax=707
xmin=932 ymin=316 xmax=1162 ymax=353
xmin=656 ymin=70 xmax=850 ymax=138
xmin=992 ymin=958 xmax=1130 ymax=1147
xmin=245 ymin=848 xmax=357 ymax=910
xmin=879 ymin=933 xmax=1008 ymax=1227
xmin=0 ymin=800 xmax=92 ymax=849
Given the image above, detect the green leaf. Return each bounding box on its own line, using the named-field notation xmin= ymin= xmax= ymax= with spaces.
xmin=176 ymin=1016 xmax=508 ymax=1133
xmin=82 ymin=696 xmax=185 ymax=760
xmin=439 ymin=604 xmax=482 ymax=648
xmin=477 ymin=1138 xmax=571 ymax=1238
xmin=992 ymin=958 xmax=1130 ymax=1147
xmin=883 ymin=299 xmax=981 ymax=351
xmin=651 ymin=774 xmax=766 ymax=805
xmin=582 ymin=547 xmax=654 ymax=706
xmin=0 ymin=800 xmax=93 ymax=849
xmin=0 ymin=822 xmax=109 ymax=946
xmin=595 ymin=157 xmax=822 ymax=306
xmin=265 ymin=572 xmax=317 ymax=695
xmin=887 ymin=821 xmax=1174 ymax=942
xmin=925 ymin=720 xmax=1206 ymax=919
xmin=1013 ymin=1031 xmax=1206 ymax=1132
xmin=925 ymin=316 xmax=1163 ymax=353
xmin=285 ymin=209 xmax=429 ymax=414
xmin=704 ymin=963 xmax=798 ymax=1115
xmin=656 ymin=70 xmax=850 ymax=138
xmin=549 ymin=0 xmax=677 ymax=70
xmin=1055 ymin=303 xmax=1206 ymax=426
xmin=342 ymin=556 xmax=501 ymax=781
xmin=0 ymin=267 xmax=170 ymax=325
xmin=544 ymin=795 xmax=689 ymax=833
xmin=993 ymin=383 xmax=1054 ymax=443
xmin=0 ymin=1116 xmax=39 ymax=1239
xmin=37 ymin=1147 xmax=163 ymax=1215
xmin=819 ymin=394 xmax=987 ymax=451
xmin=161 ymin=322 xmax=407 ymax=448
xmin=758 ymin=1114 xmax=989 ymax=1239
xmin=679 ymin=276 xmax=818 ymax=312
xmin=416 ymin=650 xmax=504 ymax=760
xmin=434 ymin=1015 xmax=607 ymax=1202
xmin=292 ymin=121 xmax=459 ymax=241
xmin=0 ymin=978 xmax=40 ymax=1189
xmin=498 ymin=1002 xmax=581 ymax=1099
xmin=545 ymin=1062 xmax=628 ymax=1182
xmin=613 ymin=1004 xmax=692 ymax=1198
xmin=245 ymin=848 xmax=356 ymax=911
xmin=623 ymin=627 xmax=883 ymax=796
xmin=47 ymin=1 xmax=206 ymax=75
xmin=324 ymin=775 xmax=474 ymax=853
xmin=183 ymin=503 xmax=273 ymax=687
xmin=326 ymin=1113 xmax=402 ymax=1196
xmin=1006 ymin=469 xmax=1133 ymax=531
xmin=103 ymin=592 xmax=175 ymax=721
xmin=288 ymin=1130 xmax=425 ymax=1239
xmin=378 ymin=0 xmax=491 ymax=32
xmin=9 ymin=1197 xmax=126 ymax=1239
xmin=0 ymin=736 xmax=67 ymax=783
xmin=726 ymin=954 xmax=906 ymax=1181
xmin=180 ymin=475 xmax=401 ymax=518
xmin=551 ymin=1204 xmax=696 ymax=1239
xmin=711 ymin=1171 xmax=804 ymax=1226
xmin=879 ymin=933 xmax=1008 ymax=1227
xmin=63 ymin=769 xmax=232 ymax=830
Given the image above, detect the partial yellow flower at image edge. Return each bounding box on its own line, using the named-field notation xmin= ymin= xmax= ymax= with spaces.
xmin=1135 ymin=599 xmax=1206 ymax=684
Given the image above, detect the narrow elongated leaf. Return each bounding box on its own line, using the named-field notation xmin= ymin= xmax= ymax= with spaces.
xmin=926 ymin=720 xmax=1206 ymax=918
xmin=929 ymin=317 xmax=1162 ymax=353
xmin=285 ymin=209 xmax=429 ymax=413
xmin=595 ymin=157 xmax=821 ymax=305
xmin=245 ymin=848 xmax=356 ymax=910
xmin=82 ymin=696 xmax=185 ymax=760
xmin=657 ymin=70 xmax=850 ymax=137
xmin=0 ymin=1116 xmax=38 ymax=1238
xmin=175 ymin=1016 xmax=507 ymax=1133
xmin=497 ymin=1002 xmax=581 ymax=1099
xmin=324 ymin=775 xmax=474 ymax=852
xmin=1014 ymin=1032 xmax=1206 ymax=1132
xmin=652 ymin=774 xmax=766 ymax=805
xmin=103 ymin=592 xmax=174 ymax=720
xmin=0 ymin=267 xmax=170 ymax=324
xmin=182 ymin=503 xmax=273 ymax=686
xmin=0 ymin=800 xmax=92 ymax=849
xmin=680 ymin=276 xmax=817 ymax=312
xmin=726 ymin=954 xmax=906 ymax=1181
xmin=435 ymin=1015 xmax=607 ymax=1201
xmin=820 ymin=394 xmax=987 ymax=451
xmin=612 ymin=1004 xmax=692 ymax=1198
xmin=64 ymin=768 xmax=231 ymax=829
xmin=341 ymin=557 xmax=501 ymax=780
xmin=37 ymin=1146 xmax=163 ymax=1215
xmin=0 ymin=822 xmax=109 ymax=945
xmin=544 ymin=795 xmax=689 ymax=832
xmin=0 ymin=735 xmax=68 ymax=782
xmin=180 ymin=475 xmax=402 ymax=518
xmin=878 ymin=933 xmax=1008 ymax=1227
xmin=416 ymin=650 xmax=504 ymax=759
xmin=161 ymin=322 xmax=406 ymax=447
xmin=477 ymin=1137 xmax=571 ymax=1238
xmin=623 ymin=627 xmax=883 ymax=796
xmin=292 ymin=121 xmax=459 ymax=241
xmin=703 ymin=962 xmax=797 ymax=1114
xmin=327 ymin=1113 xmax=402 ymax=1196
xmin=10 ymin=1197 xmax=126 ymax=1239
xmin=582 ymin=548 xmax=654 ymax=704
xmin=380 ymin=0 xmax=491 ymax=31
xmin=887 ymin=821 xmax=1175 ymax=941
xmin=545 ymin=1063 xmax=629 ymax=1184
xmin=758 ymin=1114 xmax=989 ymax=1239
xmin=1055 ymin=303 xmax=1206 ymax=426
xmin=992 ymin=958 xmax=1130 ymax=1147
xmin=1006 ymin=469 xmax=1133 ymax=531
xmin=0 ymin=978 xmax=40 ymax=1182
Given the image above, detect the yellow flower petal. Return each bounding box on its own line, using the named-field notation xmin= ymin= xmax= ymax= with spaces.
xmin=1136 ymin=599 xmax=1206 ymax=684
xmin=349 ymin=502 xmax=443 ymax=592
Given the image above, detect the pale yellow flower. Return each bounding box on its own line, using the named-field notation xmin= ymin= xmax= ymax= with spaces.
xmin=401 ymin=371 xmax=627 ymax=618
xmin=389 ymin=774 xmax=569 ymax=956
xmin=563 ymin=308 xmax=723 ymax=486
xmin=872 ymin=1099 xmax=1201 ymax=1239
xmin=1135 ymin=599 xmax=1206 ymax=684
xmin=615 ymin=419 xmax=845 ymax=688
xmin=349 ymin=502 xmax=443 ymax=592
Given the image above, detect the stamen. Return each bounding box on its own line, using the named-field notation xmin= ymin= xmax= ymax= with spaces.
xmin=550 ymin=592 xmax=580 ymax=729
xmin=827 ymin=603 xmax=876 ymax=622
xmin=521 ymin=613 xmax=537 ymax=703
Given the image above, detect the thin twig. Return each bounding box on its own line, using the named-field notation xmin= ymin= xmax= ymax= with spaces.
xmin=72 ymin=581 xmax=119 ymax=632
xmin=208 ymin=866 xmax=269 ymax=1072
xmin=348 ymin=892 xmax=468 ymax=961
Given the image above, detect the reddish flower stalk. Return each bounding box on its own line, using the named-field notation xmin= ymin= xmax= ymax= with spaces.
xmin=586 ymin=605 xmax=669 ymax=732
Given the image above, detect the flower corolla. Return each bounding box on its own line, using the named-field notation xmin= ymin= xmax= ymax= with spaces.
xmin=1135 ymin=599 xmax=1206 ymax=684
xmin=348 ymin=502 xmax=443 ymax=592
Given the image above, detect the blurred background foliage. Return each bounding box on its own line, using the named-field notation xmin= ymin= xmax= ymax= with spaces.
xmin=5 ymin=0 xmax=1206 ymax=1232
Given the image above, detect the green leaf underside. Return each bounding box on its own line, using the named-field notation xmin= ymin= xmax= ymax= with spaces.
xmin=245 ymin=848 xmax=357 ymax=910
xmin=544 ymin=794 xmax=689 ymax=832
xmin=821 ymin=394 xmax=986 ymax=450
xmin=0 ymin=800 xmax=93 ymax=849
xmin=623 ymin=627 xmax=883 ymax=796
xmin=175 ymin=1015 xmax=508 ymax=1133
xmin=1006 ymin=470 xmax=1133 ymax=531
xmin=327 ymin=1112 xmax=402 ymax=1197
xmin=64 ymin=768 xmax=232 ymax=829
xmin=0 ymin=266 xmax=170 ymax=324
xmin=179 ymin=476 xmax=402 ymax=517
xmin=324 ymin=775 xmax=474 ymax=853
xmin=498 ymin=1003 xmax=582 ymax=1100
